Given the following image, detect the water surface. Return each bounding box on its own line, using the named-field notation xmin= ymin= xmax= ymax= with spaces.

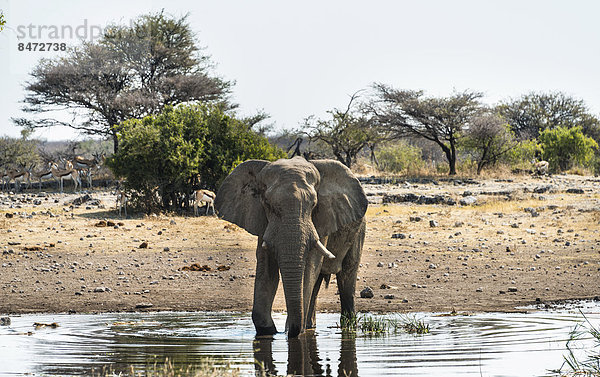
xmin=1 ymin=302 xmax=599 ymax=376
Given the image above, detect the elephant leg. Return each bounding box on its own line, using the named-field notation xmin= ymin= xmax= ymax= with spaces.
xmin=336 ymin=220 xmax=366 ymax=317
xmin=306 ymin=274 xmax=325 ymax=329
xmin=252 ymin=238 xmax=279 ymax=336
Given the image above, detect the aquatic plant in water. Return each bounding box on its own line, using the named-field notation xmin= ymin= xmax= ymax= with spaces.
xmin=339 ymin=313 xmax=429 ymax=335
xmin=551 ymin=311 xmax=600 ymax=376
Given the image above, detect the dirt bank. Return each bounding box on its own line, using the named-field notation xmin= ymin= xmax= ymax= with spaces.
xmin=1 ymin=174 xmax=599 ymax=316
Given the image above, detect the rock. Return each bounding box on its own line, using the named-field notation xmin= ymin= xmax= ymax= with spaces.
xmin=454 ymin=221 xmax=464 ymax=227
xmin=0 ymin=317 xmax=10 ymax=326
xmin=95 ymin=220 xmax=107 ymax=227
xmin=163 ymin=247 xmax=170 ymax=252
xmin=429 ymin=220 xmax=438 ymax=227
xmin=70 ymin=194 xmax=93 ymax=206
xmin=139 ymin=241 xmax=148 ymax=249
xmin=524 ymin=207 xmax=539 ymax=217
xmin=5 ymin=213 xmax=13 ymax=218
xmin=384 ymin=294 xmax=395 ymax=300
xmin=106 ymin=220 xmax=116 ymax=227
xmin=508 ymin=287 xmax=518 ymax=292
xmin=566 ymin=188 xmax=584 ymax=194
xmin=170 ymin=220 xmax=177 ymax=225
xmin=459 ymin=196 xmax=477 ymax=206
xmin=360 ymin=286 xmax=374 ymax=299
xmin=377 ymin=262 xmax=384 ymax=267
xmin=135 ymin=302 xmax=153 ymax=309
xmin=533 ymin=185 xmax=555 ymax=194
xmin=410 ymin=216 xmax=422 ymax=222
xmin=94 ymin=286 xmax=108 ymax=293
xmin=391 ymin=233 xmax=406 ymax=239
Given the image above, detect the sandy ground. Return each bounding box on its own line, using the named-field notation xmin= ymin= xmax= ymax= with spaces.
xmin=0 ymin=174 xmax=599 ymax=316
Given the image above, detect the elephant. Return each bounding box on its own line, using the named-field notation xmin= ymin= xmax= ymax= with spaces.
xmin=215 ymin=156 xmax=368 ymax=338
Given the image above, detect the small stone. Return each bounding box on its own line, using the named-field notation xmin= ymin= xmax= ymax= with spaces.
xmin=391 ymin=233 xmax=406 ymax=239
xmin=429 ymin=220 xmax=438 ymax=227
xmin=139 ymin=242 xmax=149 ymax=249
xmin=163 ymin=247 xmax=170 ymax=252
xmin=360 ymin=287 xmax=374 ymax=299
xmin=135 ymin=302 xmax=153 ymax=309
xmin=94 ymin=286 xmax=107 ymax=293
xmin=384 ymin=294 xmax=395 ymax=300
xmin=0 ymin=317 xmax=10 ymax=326
xmin=508 ymin=287 xmax=518 ymax=292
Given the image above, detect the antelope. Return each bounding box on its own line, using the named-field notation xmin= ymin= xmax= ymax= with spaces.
xmin=50 ymin=162 xmax=81 ymax=193
xmin=72 ymin=154 xmax=104 ymax=188
xmin=29 ymin=164 xmax=55 ymax=191
xmin=115 ymin=188 xmax=128 ymax=217
xmin=533 ymin=160 xmax=549 ymax=176
xmin=4 ymin=168 xmax=30 ymax=193
xmin=193 ymin=189 xmax=216 ymax=216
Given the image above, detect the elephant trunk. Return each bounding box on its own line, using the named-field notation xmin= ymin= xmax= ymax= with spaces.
xmin=274 ymin=221 xmax=317 ymax=338
xmin=280 ymin=260 xmax=304 ymax=338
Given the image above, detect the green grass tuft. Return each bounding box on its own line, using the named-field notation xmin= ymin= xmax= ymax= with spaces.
xmin=339 ymin=313 xmax=429 ymax=335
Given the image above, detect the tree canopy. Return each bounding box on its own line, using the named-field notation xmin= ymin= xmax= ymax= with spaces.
xmin=107 ymin=103 xmax=285 ymax=213
xmin=303 ymin=93 xmax=382 ymax=168
xmin=14 ymin=12 xmax=230 ymax=152
xmin=372 ymin=84 xmax=482 ymax=175
xmin=497 ymin=92 xmax=600 ymax=140
xmin=462 ymin=112 xmax=516 ymax=175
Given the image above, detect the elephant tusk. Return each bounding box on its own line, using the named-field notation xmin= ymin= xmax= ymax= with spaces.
xmin=315 ymin=240 xmax=335 ymax=259
xmin=261 ymin=241 xmax=268 ymax=249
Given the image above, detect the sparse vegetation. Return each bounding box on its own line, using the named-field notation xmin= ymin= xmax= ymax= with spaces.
xmin=340 ymin=313 xmax=429 ymax=335
xmin=94 ymin=358 xmax=241 ymax=377
xmin=551 ymin=311 xmax=600 ymax=376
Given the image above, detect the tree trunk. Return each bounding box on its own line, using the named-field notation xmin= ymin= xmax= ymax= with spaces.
xmin=441 ymin=144 xmax=457 ymax=175
xmin=112 ymin=132 xmax=119 ymax=154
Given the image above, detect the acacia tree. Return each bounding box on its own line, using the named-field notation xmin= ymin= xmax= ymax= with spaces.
xmin=372 ymin=84 xmax=482 ymax=175
xmin=462 ymin=112 xmax=516 ymax=175
xmin=497 ymin=92 xmax=600 ymax=140
xmin=303 ymin=93 xmax=383 ymax=169
xmin=14 ymin=12 xmax=230 ymax=152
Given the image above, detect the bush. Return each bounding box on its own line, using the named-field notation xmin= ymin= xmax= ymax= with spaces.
xmin=376 ymin=141 xmax=424 ymax=175
xmin=505 ymin=139 xmax=542 ymax=171
xmin=539 ymin=126 xmax=598 ymax=172
xmin=107 ymin=104 xmax=285 ymax=213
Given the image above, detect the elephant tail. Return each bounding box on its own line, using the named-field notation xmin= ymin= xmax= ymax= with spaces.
xmin=322 ymin=273 xmax=331 ymax=289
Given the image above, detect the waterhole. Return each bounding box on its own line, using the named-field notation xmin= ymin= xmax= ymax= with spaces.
xmin=1 ymin=301 xmax=599 ymax=376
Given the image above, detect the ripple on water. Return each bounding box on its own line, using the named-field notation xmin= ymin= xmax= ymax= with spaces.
xmin=0 ymin=305 xmax=599 ymax=377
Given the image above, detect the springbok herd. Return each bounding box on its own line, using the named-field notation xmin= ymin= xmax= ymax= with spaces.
xmin=1 ymin=154 xmax=104 ymax=193
xmin=1 ymin=154 xmax=217 ymax=218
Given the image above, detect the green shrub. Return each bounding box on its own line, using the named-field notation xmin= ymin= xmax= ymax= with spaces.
xmin=107 ymin=104 xmax=285 ymax=213
xmin=505 ymin=139 xmax=542 ymax=170
xmin=376 ymin=141 xmax=424 ymax=175
xmin=539 ymin=126 xmax=598 ymax=172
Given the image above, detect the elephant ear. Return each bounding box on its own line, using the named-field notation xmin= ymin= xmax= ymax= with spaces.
xmin=215 ymin=160 xmax=269 ymax=236
xmin=311 ymin=160 xmax=368 ymax=238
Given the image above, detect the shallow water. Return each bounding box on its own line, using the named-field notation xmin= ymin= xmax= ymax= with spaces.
xmin=1 ymin=302 xmax=599 ymax=376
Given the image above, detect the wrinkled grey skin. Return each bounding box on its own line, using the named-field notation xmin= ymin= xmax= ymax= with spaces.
xmin=215 ymin=157 xmax=368 ymax=338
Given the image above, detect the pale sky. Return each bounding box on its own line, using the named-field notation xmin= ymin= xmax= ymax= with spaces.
xmin=1 ymin=0 xmax=599 ymax=141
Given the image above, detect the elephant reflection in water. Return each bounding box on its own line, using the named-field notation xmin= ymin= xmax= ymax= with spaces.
xmin=253 ymin=333 xmax=358 ymax=377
